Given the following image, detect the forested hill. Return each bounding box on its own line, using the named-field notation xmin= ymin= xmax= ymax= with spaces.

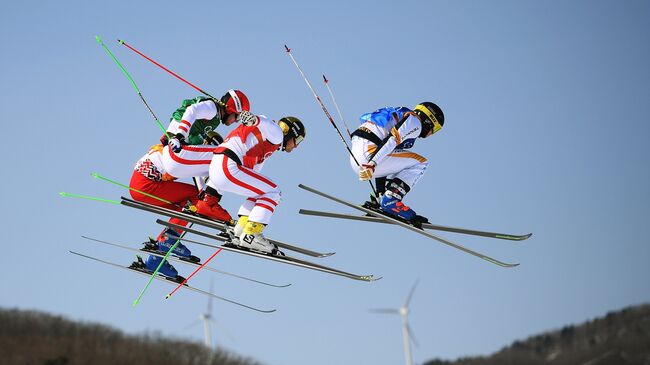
xmin=0 ymin=307 xmax=261 ymax=365
xmin=425 ymin=303 xmax=650 ymax=365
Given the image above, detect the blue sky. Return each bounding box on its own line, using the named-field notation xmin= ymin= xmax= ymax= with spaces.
xmin=1 ymin=1 xmax=649 ymax=364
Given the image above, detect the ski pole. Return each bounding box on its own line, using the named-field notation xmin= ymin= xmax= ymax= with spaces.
xmin=90 ymin=172 xmax=176 ymax=206
xmin=322 ymin=75 xmax=352 ymax=138
xmin=89 ymin=173 xmax=202 ymax=303
xmin=117 ymin=39 xmax=225 ymax=107
xmin=59 ymin=189 xmax=181 ymax=305
xmin=59 ymin=192 xmax=120 ymax=205
xmin=165 ymin=248 xmax=223 ymax=300
xmin=284 ymin=45 xmax=376 ymax=195
xmin=132 ymin=241 xmax=181 ymax=307
xmin=95 ymin=35 xmax=170 ymax=138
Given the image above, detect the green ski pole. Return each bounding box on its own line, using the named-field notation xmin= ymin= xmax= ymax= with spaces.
xmin=91 ymin=172 xmax=175 ymax=206
xmin=60 ymin=189 xmax=182 ymax=305
xmin=95 ymin=35 xmax=170 ymax=138
xmin=59 ymin=192 xmax=120 ymax=205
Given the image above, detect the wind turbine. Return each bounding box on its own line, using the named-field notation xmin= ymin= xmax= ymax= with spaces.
xmin=199 ymin=280 xmax=214 ymax=348
xmin=184 ymin=279 xmax=234 ymax=349
xmin=370 ymin=279 xmax=420 ymax=365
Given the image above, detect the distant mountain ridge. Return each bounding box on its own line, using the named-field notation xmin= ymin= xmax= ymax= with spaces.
xmin=0 ymin=307 xmax=260 ymax=365
xmin=2 ymin=304 xmax=649 ymax=365
xmin=425 ymin=303 xmax=650 ymax=365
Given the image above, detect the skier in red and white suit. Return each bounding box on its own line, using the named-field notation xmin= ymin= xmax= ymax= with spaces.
xmin=197 ymin=115 xmax=306 ymax=255
xmin=161 ymin=90 xmax=251 ymax=222
xmin=129 ymin=144 xmax=203 ymax=279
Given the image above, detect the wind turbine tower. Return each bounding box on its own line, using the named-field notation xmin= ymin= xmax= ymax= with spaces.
xmin=370 ymin=279 xmax=420 ymax=365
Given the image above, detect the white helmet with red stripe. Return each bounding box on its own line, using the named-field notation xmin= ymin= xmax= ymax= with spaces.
xmin=220 ymin=89 xmax=250 ymax=115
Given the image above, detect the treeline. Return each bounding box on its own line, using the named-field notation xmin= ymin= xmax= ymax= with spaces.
xmin=0 ymin=308 xmax=261 ymax=365
xmin=425 ymin=303 xmax=650 ymax=365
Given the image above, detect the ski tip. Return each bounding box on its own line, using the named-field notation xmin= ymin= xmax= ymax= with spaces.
xmin=132 ymin=300 xmax=140 ymax=307
xmin=90 ymin=172 xmax=99 ymax=178
xmin=495 ymin=232 xmax=532 ymax=241
xmin=502 ymin=262 xmax=520 ymax=268
xmin=59 ymin=192 xmax=68 ymax=197
xmin=323 ymin=75 xmax=328 ymax=83
xmin=165 ymin=294 xmax=171 ymax=300
xmin=94 ymin=35 xmax=102 ymax=43
xmin=358 ymin=275 xmax=381 ymax=282
xmin=284 ymin=44 xmax=290 ymax=52
xmin=318 ymin=252 xmax=336 ymax=258
xmin=117 ymin=39 xmax=124 ymax=44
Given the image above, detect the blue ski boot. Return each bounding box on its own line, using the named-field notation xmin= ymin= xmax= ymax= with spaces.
xmin=157 ymin=228 xmax=200 ymax=263
xmin=380 ymin=178 xmax=420 ymax=223
xmin=144 ymin=255 xmax=185 ymax=283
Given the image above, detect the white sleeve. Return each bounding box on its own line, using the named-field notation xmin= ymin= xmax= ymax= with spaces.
xmin=371 ymin=114 xmax=422 ymax=165
xmin=166 ymin=120 xmax=182 ymax=136
xmin=258 ymin=115 xmax=284 ymax=145
xmin=253 ymin=161 xmax=266 ymax=173
xmin=172 ymin=100 xmax=219 ymax=139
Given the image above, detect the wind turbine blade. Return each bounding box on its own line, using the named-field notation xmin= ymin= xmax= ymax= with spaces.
xmin=406 ymin=323 xmax=419 ymax=349
xmin=369 ymin=308 xmax=399 ymax=314
xmin=403 ymin=278 xmax=420 ymax=308
xmin=182 ymin=319 xmax=202 ymax=331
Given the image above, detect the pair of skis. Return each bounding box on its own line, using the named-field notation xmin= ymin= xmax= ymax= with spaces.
xmin=297 ymin=184 xmax=530 ymax=268
xmin=70 ymin=251 xmax=278 ymax=313
xmin=73 ymin=195 xmax=381 ymax=313
xmin=119 ymin=196 xmax=378 ymax=282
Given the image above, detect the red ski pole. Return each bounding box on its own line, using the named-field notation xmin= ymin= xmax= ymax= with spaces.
xmin=117 ymin=39 xmax=225 ymax=107
xmin=165 ymin=248 xmax=223 ymax=299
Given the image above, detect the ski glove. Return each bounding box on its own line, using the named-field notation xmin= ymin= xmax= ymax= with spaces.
xmin=358 ymin=161 xmax=376 ymax=181
xmin=237 ymin=110 xmax=257 ymax=126
xmin=168 ymin=133 xmax=185 ymax=153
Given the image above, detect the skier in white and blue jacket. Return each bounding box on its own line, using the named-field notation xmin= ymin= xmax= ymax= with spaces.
xmin=349 ymin=101 xmax=444 ymax=224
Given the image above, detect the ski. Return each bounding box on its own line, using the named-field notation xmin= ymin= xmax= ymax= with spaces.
xmin=120 ymin=197 xmax=335 ymax=258
xmin=298 ymin=184 xmax=519 ymax=268
xmin=299 ymin=209 xmax=532 ymax=241
xmin=80 ymin=235 xmax=291 ymax=288
xmin=69 ymin=251 xmax=277 ymax=313
xmin=156 ymin=219 xmax=380 ymax=282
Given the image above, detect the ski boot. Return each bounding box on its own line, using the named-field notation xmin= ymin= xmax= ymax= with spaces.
xmin=237 ymin=221 xmax=284 ymax=256
xmin=129 ymin=255 xmax=185 ymax=283
xmin=143 ymin=255 xmax=186 ymax=283
xmin=156 ymin=228 xmax=200 ymax=263
xmin=379 ymin=178 xmax=428 ymax=227
xmin=195 ymin=187 xmax=233 ymax=223
xmin=224 ymin=215 xmax=248 ymax=246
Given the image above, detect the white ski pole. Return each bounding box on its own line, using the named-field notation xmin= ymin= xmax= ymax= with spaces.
xmin=284 ymin=45 xmax=376 ymax=195
xmin=322 ymin=74 xmax=352 ymax=138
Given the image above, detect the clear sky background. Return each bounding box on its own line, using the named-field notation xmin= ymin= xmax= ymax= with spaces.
xmin=1 ymin=1 xmax=649 ymax=364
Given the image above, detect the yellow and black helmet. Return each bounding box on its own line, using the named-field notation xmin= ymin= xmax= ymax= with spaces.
xmin=278 ymin=116 xmax=306 ymax=150
xmin=414 ymin=102 xmax=444 ymax=137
